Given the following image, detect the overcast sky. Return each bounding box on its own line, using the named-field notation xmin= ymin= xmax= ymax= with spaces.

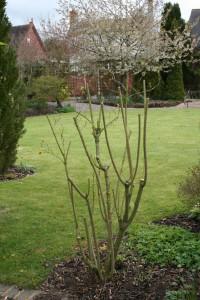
xmin=6 ymin=0 xmax=200 ymax=29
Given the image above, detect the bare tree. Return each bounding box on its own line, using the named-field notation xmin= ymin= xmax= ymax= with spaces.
xmin=46 ymin=0 xmax=196 ymax=281
xmin=48 ymin=83 xmax=148 ymax=280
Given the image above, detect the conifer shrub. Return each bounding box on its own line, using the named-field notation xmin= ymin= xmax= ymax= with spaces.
xmin=0 ymin=0 xmax=26 ymax=174
xmin=162 ymin=65 xmax=185 ymax=101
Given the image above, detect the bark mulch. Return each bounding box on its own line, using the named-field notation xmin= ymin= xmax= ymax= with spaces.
xmin=0 ymin=166 xmax=35 ymax=181
xmin=154 ymin=214 xmax=200 ymax=233
xmin=35 ymin=254 xmax=200 ymax=300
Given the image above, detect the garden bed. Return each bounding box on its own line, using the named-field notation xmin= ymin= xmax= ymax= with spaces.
xmin=26 ymin=104 xmax=75 ymax=117
xmin=154 ymin=214 xmax=200 ymax=233
xmin=79 ymin=99 xmax=182 ymax=108
xmin=35 ymin=254 xmax=199 ymax=300
xmin=0 ymin=166 xmax=35 ymax=181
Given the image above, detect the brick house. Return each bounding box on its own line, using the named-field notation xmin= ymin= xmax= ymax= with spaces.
xmin=10 ymin=20 xmax=47 ymax=64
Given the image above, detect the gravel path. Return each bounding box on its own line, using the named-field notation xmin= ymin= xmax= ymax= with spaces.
xmin=49 ymin=100 xmax=200 ymax=112
xmin=68 ymin=101 xmax=114 ymax=112
xmin=175 ymin=100 xmax=200 ymax=109
xmin=68 ymin=100 xmax=200 ymax=111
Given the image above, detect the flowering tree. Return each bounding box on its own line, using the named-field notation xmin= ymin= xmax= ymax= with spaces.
xmin=47 ymin=0 xmax=195 ymax=281
xmin=45 ymin=0 xmax=194 ymax=89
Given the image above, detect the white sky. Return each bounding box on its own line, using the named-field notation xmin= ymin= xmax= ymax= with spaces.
xmin=6 ymin=0 xmax=200 ymax=28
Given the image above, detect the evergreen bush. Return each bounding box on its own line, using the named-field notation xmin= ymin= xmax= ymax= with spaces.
xmin=0 ymin=0 xmax=25 ymax=174
xmin=162 ymin=65 xmax=185 ymax=100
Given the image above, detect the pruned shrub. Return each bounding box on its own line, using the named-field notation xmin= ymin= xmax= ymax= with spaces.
xmin=48 ymin=81 xmax=148 ymax=280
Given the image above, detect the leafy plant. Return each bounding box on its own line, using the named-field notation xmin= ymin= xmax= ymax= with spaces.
xmin=165 ymin=286 xmax=197 ymax=300
xmin=56 ymin=104 xmax=75 ymax=113
xmin=26 ymin=98 xmax=48 ymax=112
xmin=28 ymin=75 xmax=70 ymax=103
xmin=189 ymin=203 xmax=200 ymax=222
xmin=18 ymin=162 xmax=35 ymax=174
xmin=126 ymin=226 xmax=200 ymax=270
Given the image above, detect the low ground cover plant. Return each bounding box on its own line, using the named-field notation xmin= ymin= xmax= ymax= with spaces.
xmin=56 ymin=104 xmax=75 ymax=113
xmin=126 ymin=225 xmax=200 ymax=270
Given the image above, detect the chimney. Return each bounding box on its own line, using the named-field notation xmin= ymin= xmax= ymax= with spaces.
xmin=29 ymin=18 xmax=34 ymax=26
xmin=69 ymin=10 xmax=78 ymax=27
xmin=148 ymin=0 xmax=153 ymax=15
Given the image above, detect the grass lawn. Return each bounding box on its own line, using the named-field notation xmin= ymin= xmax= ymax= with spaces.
xmin=0 ymin=108 xmax=200 ymax=288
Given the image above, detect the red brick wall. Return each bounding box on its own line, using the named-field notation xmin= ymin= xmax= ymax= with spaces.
xmin=67 ymin=75 xmax=98 ymax=97
xmin=67 ymin=73 xmax=133 ymax=97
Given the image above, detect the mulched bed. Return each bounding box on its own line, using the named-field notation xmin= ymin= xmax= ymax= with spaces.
xmin=35 ymin=254 xmax=200 ymax=300
xmin=0 ymin=166 xmax=35 ymax=181
xmin=154 ymin=214 xmax=200 ymax=233
xmin=80 ymin=99 xmax=182 ymax=108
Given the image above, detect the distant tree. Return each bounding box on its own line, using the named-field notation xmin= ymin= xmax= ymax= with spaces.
xmin=162 ymin=2 xmax=185 ymax=32
xmin=0 ymin=0 xmax=25 ymax=174
xmin=162 ymin=64 xmax=185 ymax=100
xmin=29 ymin=75 xmax=70 ymax=107
xmin=161 ymin=2 xmax=185 ymax=100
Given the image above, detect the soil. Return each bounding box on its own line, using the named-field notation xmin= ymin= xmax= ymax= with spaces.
xmin=0 ymin=166 xmax=34 ymax=181
xmin=35 ymin=254 xmax=200 ymax=300
xmin=154 ymin=214 xmax=200 ymax=233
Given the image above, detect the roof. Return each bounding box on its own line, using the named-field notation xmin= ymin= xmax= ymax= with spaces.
xmin=10 ymin=22 xmax=46 ymax=53
xmin=10 ymin=25 xmax=29 ymax=48
xmin=189 ymin=9 xmax=200 ymax=47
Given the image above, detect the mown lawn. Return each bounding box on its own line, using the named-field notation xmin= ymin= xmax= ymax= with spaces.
xmin=0 ymin=108 xmax=199 ymax=288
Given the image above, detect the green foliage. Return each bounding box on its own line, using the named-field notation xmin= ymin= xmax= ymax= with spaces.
xmin=183 ymin=59 xmax=200 ymax=92
xmin=28 ymin=75 xmax=70 ymax=103
xmin=0 ymin=0 xmax=25 ymax=174
xmin=160 ymin=3 xmax=185 ymax=101
xmin=162 ymin=2 xmax=185 ymax=32
xmin=26 ymin=98 xmax=48 ymax=112
xmin=133 ymin=72 xmax=164 ymax=101
xmin=18 ymin=162 xmax=35 ymax=174
xmin=56 ymin=104 xmax=75 ymax=113
xmin=178 ymin=164 xmax=200 ymax=209
xmin=127 ymin=226 xmax=200 ymax=270
xmin=189 ymin=204 xmax=200 ymax=222
xmin=165 ymin=286 xmax=197 ymax=300
xmin=162 ymin=65 xmax=185 ymax=100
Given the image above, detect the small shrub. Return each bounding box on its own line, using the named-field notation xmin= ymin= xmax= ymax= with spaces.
xmin=178 ymin=164 xmax=200 ymax=209
xmin=27 ymin=75 xmax=70 ymax=103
